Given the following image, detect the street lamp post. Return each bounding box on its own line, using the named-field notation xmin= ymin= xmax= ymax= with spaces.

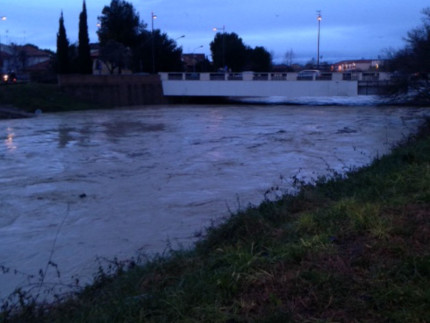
xmin=212 ymin=25 xmax=226 ymax=70
xmin=151 ymin=12 xmax=157 ymax=74
xmin=317 ymin=11 xmax=322 ymax=69
xmin=0 ymin=16 xmax=6 ymax=74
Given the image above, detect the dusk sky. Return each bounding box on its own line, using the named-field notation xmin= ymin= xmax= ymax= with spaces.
xmin=1 ymin=0 xmax=429 ymax=64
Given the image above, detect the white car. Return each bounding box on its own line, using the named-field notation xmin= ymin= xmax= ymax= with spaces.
xmin=297 ymin=70 xmax=321 ymax=80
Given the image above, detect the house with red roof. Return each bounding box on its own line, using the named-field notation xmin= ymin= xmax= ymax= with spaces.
xmin=0 ymin=44 xmax=53 ymax=80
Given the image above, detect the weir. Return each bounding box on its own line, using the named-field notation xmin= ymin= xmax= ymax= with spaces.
xmin=160 ymin=71 xmax=391 ymax=98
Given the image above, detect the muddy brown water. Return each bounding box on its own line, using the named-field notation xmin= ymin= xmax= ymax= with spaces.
xmin=1 ymin=104 xmax=429 ymax=300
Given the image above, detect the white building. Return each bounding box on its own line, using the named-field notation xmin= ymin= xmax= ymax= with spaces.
xmin=331 ymin=59 xmax=384 ymax=72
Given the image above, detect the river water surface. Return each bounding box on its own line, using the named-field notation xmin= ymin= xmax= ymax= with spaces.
xmin=1 ymin=104 xmax=429 ymax=300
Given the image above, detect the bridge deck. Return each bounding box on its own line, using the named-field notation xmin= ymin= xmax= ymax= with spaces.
xmin=159 ymin=72 xmax=391 ymax=97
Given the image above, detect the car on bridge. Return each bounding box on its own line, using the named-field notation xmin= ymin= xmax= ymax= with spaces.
xmin=297 ymin=70 xmax=321 ymax=80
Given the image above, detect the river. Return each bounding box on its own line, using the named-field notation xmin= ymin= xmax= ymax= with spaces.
xmin=0 ymin=104 xmax=429 ymax=301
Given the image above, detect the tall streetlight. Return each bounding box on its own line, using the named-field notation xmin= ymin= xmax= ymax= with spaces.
xmin=151 ymin=12 xmax=157 ymax=73
xmin=317 ymin=10 xmax=322 ymax=69
xmin=213 ymin=25 xmax=226 ymax=70
xmin=0 ymin=16 xmax=6 ymax=74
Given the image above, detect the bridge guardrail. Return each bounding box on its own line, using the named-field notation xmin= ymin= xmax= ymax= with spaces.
xmin=316 ymin=73 xmax=333 ymax=81
xmin=228 ymin=73 xmax=243 ymax=81
xmin=253 ymin=73 xmax=269 ymax=81
xmin=161 ymin=72 xmax=391 ymax=82
xmin=185 ymin=73 xmax=200 ymax=80
xmin=210 ymin=73 xmax=225 ymax=81
xmin=270 ymin=73 xmax=287 ymax=81
xmin=168 ymin=73 xmax=183 ymax=80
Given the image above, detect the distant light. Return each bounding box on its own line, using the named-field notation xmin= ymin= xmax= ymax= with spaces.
xmin=1 ymin=16 xmax=6 ymax=21
xmin=213 ymin=26 xmax=225 ymax=32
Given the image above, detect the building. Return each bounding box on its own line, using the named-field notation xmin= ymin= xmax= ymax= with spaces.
xmin=182 ymin=53 xmax=206 ymax=72
xmin=0 ymin=44 xmax=54 ymax=81
xmin=90 ymin=43 xmax=133 ymax=75
xmin=0 ymin=44 xmax=52 ymax=73
xmin=331 ymin=59 xmax=384 ymax=72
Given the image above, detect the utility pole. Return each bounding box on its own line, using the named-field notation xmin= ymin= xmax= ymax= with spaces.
xmin=151 ymin=12 xmax=157 ymax=73
xmin=0 ymin=16 xmax=7 ymax=74
xmin=317 ymin=10 xmax=322 ymax=69
xmin=213 ymin=25 xmax=226 ymax=70
xmin=192 ymin=45 xmax=203 ymax=72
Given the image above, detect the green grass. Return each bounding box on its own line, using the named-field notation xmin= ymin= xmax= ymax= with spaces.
xmin=2 ymin=118 xmax=430 ymax=322
xmin=0 ymin=83 xmax=104 ymax=113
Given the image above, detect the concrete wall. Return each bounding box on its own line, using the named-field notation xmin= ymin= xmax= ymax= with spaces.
xmin=162 ymin=80 xmax=358 ymax=97
xmin=58 ymin=74 xmax=166 ymax=107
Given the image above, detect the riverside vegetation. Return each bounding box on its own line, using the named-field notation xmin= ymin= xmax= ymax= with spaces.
xmin=0 ymin=83 xmax=103 ymax=114
xmin=1 ymin=112 xmax=429 ymax=321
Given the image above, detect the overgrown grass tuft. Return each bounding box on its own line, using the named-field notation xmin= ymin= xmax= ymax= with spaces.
xmin=2 ymin=119 xmax=430 ymax=322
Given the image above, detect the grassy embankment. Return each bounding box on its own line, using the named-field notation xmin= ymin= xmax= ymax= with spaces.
xmin=2 ymin=114 xmax=429 ymax=322
xmin=0 ymin=83 xmax=102 ymax=113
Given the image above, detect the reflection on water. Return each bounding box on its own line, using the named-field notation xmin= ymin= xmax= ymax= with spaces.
xmin=4 ymin=127 xmax=16 ymax=151
xmin=57 ymin=124 xmax=98 ymax=148
xmin=58 ymin=126 xmax=74 ymax=148
xmin=57 ymin=121 xmax=166 ymax=147
xmin=102 ymin=121 xmax=165 ymax=143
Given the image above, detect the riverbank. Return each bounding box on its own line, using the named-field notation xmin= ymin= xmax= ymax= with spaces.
xmin=2 ymin=114 xmax=429 ymax=321
xmin=0 ymin=105 xmax=34 ymax=119
xmin=0 ymin=83 xmax=105 ymax=114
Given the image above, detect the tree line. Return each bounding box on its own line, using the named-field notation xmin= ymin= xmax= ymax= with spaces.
xmin=384 ymin=7 xmax=430 ymax=105
xmin=57 ymin=0 xmax=430 ymax=104
xmin=56 ymin=0 xmax=272 ymax=75
xmin=56 ymin=1 xmax=92 ymax=74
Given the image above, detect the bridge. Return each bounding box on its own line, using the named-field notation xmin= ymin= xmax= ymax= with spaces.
xmin=159 ymin=71 xmax=391 ymax=98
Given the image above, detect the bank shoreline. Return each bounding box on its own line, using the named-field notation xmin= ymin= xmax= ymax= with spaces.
xmin=0 ymin=105 xmax=35 ymax=119
xmin=1 ymin=81 xmax=428 ymax=117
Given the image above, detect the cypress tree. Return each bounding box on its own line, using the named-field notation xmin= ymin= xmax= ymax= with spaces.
xmin=78 ymin=0 xmax=93 ymax=74
xmin=56 ymin=11 xmax=70 ymax=74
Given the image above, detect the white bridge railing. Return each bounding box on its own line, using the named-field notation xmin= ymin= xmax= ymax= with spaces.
xmin=160 ymin=71 xmax=391 ymax=82
xmin=159 ymin=72 xmax=391 ymax=97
